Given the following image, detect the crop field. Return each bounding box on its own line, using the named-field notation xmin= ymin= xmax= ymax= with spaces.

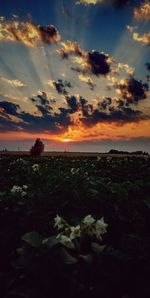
xmin=0 ymin=155 xmax=150 ymax=298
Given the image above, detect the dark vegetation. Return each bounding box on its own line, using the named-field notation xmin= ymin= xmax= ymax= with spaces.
xmin=0 ymin=155 xmax=150 ymax=298
xmin=30 ymin=138 xmax=44 ymax=156
xmin=108 ymin=149 xmax=149 ymax=155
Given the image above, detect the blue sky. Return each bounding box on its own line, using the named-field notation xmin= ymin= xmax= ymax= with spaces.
xmin=0 ymin=0 xmax=150 ymax=152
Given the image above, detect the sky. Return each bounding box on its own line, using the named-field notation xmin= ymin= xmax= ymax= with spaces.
xmin=0 ymin=0 xmax=150 ymax=152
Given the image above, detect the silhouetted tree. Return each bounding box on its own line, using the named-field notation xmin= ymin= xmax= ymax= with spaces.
xmin=30 ymin=138 xmax=44 ymax=156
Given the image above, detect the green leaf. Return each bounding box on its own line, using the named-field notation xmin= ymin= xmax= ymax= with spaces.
xmin=42 ymin=236 xmax=59 ymax=248
xmin=59 ymin=247 xmax=77 ymax=265
xmin=91 ymin=242 xmax=106 ymax=254
xmin=90 ymin=188 xmax=99 ymax=196
xmin=22 ymin=232 xmax=43 ymax=248
xmin=79 ymin=254 xmax=93 ymax=264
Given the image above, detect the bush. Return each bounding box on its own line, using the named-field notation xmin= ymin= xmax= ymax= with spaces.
xmin=30 ymin=138 xmax=44 ymax=156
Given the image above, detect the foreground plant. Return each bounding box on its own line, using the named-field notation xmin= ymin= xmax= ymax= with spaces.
xmin=11 ymin=184 xmax=28 ymax=197
xmin=54 ymin=214 xmax=108 ymax=250
xmin=14 ymin=214 xmax=108 ymax=272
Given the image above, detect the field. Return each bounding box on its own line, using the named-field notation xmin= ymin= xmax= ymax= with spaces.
xmin=0 ymin=154 xmax=150 ymax=298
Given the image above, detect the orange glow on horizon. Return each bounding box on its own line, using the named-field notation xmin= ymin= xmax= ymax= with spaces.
xmin=1 ymin=119 xmax=150 ymax=145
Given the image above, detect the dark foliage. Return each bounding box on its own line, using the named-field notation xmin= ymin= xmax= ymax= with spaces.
xmin=0 ymin=155 xmax=150 ymax=298
xmin=30 ymin=138 xmax=44 ymax=156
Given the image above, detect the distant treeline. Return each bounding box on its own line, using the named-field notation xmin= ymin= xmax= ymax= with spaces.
xmin=108 ymin=149 xmax=149 ymax=155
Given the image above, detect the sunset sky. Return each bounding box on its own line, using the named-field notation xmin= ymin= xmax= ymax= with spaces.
xmin=0 ymin=0 xmax=150 ymax=152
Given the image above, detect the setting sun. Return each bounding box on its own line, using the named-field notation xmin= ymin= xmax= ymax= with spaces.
xmin=63 ymin=138 xmax=72 ymax=143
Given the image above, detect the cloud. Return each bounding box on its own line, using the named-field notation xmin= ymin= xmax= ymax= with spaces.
xmin=126 ymin=25 xmax=137 ymax=33
xmin=133 ymin=32 xmax=150 ymax=45
xmin=134 ymin=1 xmax=150 ymax=21
xmin=65 ymin=95 xmax=147 ymax=128
xmin=98 ymin=97 xmax=112 ymax=109
xmin=36 ymin=92 xmax=49 ymax=105
xmin=0 ymin=101 xmax=20 ymax=115
xmin=145 ymin=62 xmax=150 ymax=72
xmin=0 ymin=97 xmax=72 ymax=133
xmin=0 ymin=76 xmax=26 ymax=87
xmin=76 ymin=0 xmax=134 ymax=8
xmin=0 ymin=83 xmax=149 ymax=137
xmin=66 ymin=95 xmax=80 ymax=112
xmin=112 ymin=0 xmax=134 ymax=9
xmin=127 ymin=24 xmax=150 ymax=46
xmin=64 ymin=93 xmax=149 ymax=127
xmin=112 ymin=78 xmax=149 ymax=103
xmin=47 ymin=79 xmax=72 ymax=95
xmin=58 ymin=41 xmax=112 ymax=76
xmin=0 ymin=101 xmax=24 ymax=130
xmin=76 ymin=0 xmax=104 ymax=4
xmin=0 ymin=18 xmax=61 ymax=47
xmin=82 ymin=106 xmax=144 ymax=127
xmin=87 ymin=51 xmax=111 ymax=75
xmin=30 ymin=92 xmax=53 ymax=116
xmin=78 ymin=74 xmax=96 ymax=90
xmin=111 ymin=62 xmax=134 ymax=76
xmin=58 ymin=40 xmax=84 ymax=59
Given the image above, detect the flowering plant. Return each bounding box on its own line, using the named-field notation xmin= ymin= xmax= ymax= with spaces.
xmin=54 ymin=214 xmax=108 ymax=251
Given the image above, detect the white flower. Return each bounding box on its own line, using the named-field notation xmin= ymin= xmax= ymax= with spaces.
xmin=70 ymin=168 xmax=80 ymax=175
xmin=22 ymin=185 xmax=28 ymax=190
xmin=54 ymin=215 xmax=67 ymax=230
xmin=70 ymin=225 xmax=81 ymax=240
xmin=11 ymin=185 xmax=22 ymax=194
xmin=57 ymin=234 xmax=75 ymax=249
xmin=94 ymin=218 xmax=108 ymax=240
xmin=11 ymin=185 xmax=27 ymax=197
xmin=32 ymin=164 xmax=39 ymax=172
xmin=71 ymin=168 xmax=75 ymax=174
xmin=16 ymin=158 xmax=27 ymax=165
xmin=83 ymin=215 xmax=95 ymax=226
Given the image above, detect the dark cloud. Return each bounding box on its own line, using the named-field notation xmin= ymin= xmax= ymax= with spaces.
xmin=53 ymin=79 xmax=72 ymax=95
xmin=35 ymin=104 xmax=53 ymax=116
xmin=66 ymin=95 xmax=79 ymax=112
xmin=30 ymin=92 xmax=53 ymax=113
xmin=88 ymin=51 xmax=111 ymax=75
xmin=0 ymin=101 xmax=19 ymax=116
xmin=0 ymin=85 xmax=149 ymax=134
xmin=0 ymin=99 xmax=71 ymax=133
xmin=58 ymin=41 xmax=112 ymax=77
xmin=115 ymin=78 xmax=149 ymax=103
xmin=65 ymin=95 xmax=93 ymax=116
xmin=127 ymin=78 xmax=149 ymax=101
xmin=98 ymin=97 xmax=112 ymax=109
xmin=38 ymin=25 xmax=60 ymax=44
xmin=77 ymin=0 xmax=135 ymax=9
xmin=145 ymin=62 xmax=150 ymax=72
xmin=81 ymin=105 xmax=145 ymax=127
xmin=112 ymin=0 xmax=134 ymax=9
xmin=37 ymin=92 xmax=49 ymax=105
xmin=0 ymin=19 xmax=61 ymax=47
xmin=65 ymin=94 xmax=148 ymax=126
